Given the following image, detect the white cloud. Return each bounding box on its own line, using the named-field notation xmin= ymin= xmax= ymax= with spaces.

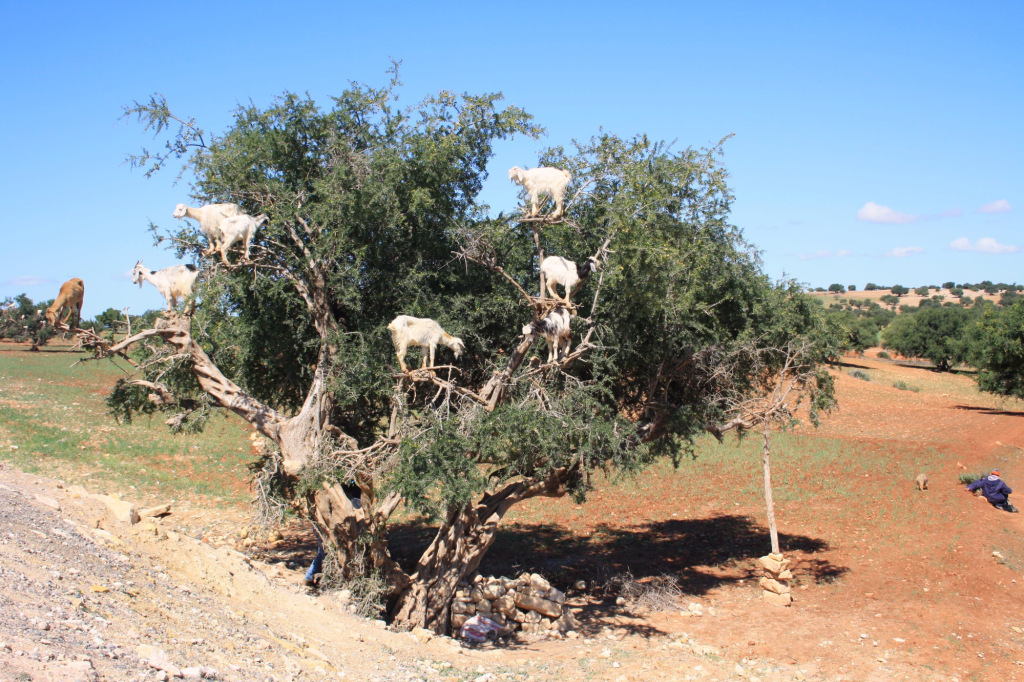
xmin=884 ymin=246 xmax=924 ymax=257
xmin=978 ymin=199 xmax=1011 ymax=214
xmin=949 ymin=237 xmax=1020 ymax=254
xmin=797 ymin=249 xmax=852 ymax=260
xmin=2 ymin=276 xmax=53 ymax=287
xmin=857 ymin=202 xmax=917 ymax=224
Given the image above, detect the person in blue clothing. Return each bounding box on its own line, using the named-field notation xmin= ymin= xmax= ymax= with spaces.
xmin=967 ymin=470 xmax=1018 ymax=513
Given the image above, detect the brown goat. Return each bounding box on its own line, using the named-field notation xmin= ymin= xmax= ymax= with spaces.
xmin=45 ymin=278 xmax=84 ymax=328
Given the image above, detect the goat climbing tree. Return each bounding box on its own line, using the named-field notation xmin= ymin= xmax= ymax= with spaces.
xmin=104 ymin=69 xmax=837 ymax=633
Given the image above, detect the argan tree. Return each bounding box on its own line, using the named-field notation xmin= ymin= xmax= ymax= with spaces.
xmin=101 ymin=71 xmax=836 ymax=632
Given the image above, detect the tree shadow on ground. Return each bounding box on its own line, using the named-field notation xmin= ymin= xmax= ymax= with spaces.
xmin=954 ymin=405 xmax=1024 ymax=418
xmin=389 ymin=514 xmax=845 ymax=596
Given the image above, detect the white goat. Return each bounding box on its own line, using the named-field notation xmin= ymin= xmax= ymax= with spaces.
xmin=387 ymin=315 xmax=465 ymax=372
xmin=539 ymin=255 xmax=600 ymax=302
xmin=172 ymin=202 xmax=242 ymax=256
xmin=522 ymin=307 xmax=572 ymax=363
xmin=508 ymin=166 xmax=572 ymax=219
xmin=45 ymin=278 xmax=84 ymax=327
xmin=211 ymin=213 xmax=268 ymax=264
xmin=131 ymin=261 xmax=200 ymax=310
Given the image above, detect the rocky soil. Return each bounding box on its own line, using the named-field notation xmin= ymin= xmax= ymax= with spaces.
xmin=1 ymin=463 xmax=817 ymax=682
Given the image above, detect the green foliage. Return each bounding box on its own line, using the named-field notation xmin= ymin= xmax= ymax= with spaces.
xmin=876 ymin=351 xmax=891 ymax=360
xmin=942 ymin=281 xmax=955 ymax=290
xmin=882 ymin=306 xmax=970 ymax=371
xmin=828 ymin=283 xmax=845 ymax=294
xmin=914 ymin=286 xmax=930 ymax=297
xmin=118 ymin=69 xmax=839 ymax=530
xmin=0 ymin=294 xmax=55 ymax=346
xmin=849 ymin=370 xmax=870 ymax=381
xmin=890 ymin=285 xmax=909 ymax=296
xmin=892 ymin=380 xmax=920 ymax=392
xmin=968 ymin=299 xmax=1024 ymax=400
xmin=864 ymin=283 xmax=879 ymax=291
xmin=959 ymin=472 xmax=983 ymax=485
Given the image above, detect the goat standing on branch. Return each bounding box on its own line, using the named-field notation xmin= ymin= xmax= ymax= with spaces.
xmin=131 ymin=261 xmax=199 ymax=311
xmin=522 ymin=307 xmax=571 ymax=363
xmin=172 ymin=202 xmax=241 ymax=257
xmin=539 ymin=255 xmax=600 ymax=303
xmin=210 ymin=213 xmax=268 ymax=264
xmin=387 ymin=315 xmax=465 ymax=372
xmin=508 ymin=166 xmax=572 ymax=219
xmin=45 ymin=278 xmax=84 ymax=328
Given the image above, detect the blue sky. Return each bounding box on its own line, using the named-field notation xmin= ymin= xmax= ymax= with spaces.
xmin=1 ymin=1 xmax=1020 ymax=317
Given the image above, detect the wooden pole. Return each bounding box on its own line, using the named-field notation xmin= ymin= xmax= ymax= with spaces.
xmin=762 ymin=425 xmax=780 ymax=555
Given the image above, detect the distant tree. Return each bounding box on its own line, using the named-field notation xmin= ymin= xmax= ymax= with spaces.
xmin=942 ymin=281 xmax=956 ymax=290
xmin=984 ymin=285 xmax=1000 ymax=295
xmin=1000 ymin=290 xmax=1020 ymax=306
xmin=0 ymin=294 xmax=55 ymax=347
xmin=828 ymin=283 xmax=845 ymax=294
xmin=864 ymin=283 xmax=879 ymax=291
xmin=890 ymin=285 xmax=909 ymax=297
xmin=914 ymin=286 xmax=930 ymax=297
xmin=882 ymin=306 xmax=970 ymax=371
xmin=847 ymin=284 xmax=856 ymax=292
xmin=880 ymin=294 xmax=899 ymax=310
xmin=969 ymin=300 xmax=1024 ymax=399
xmin=950 ymin=287 xmax=964 ymax=298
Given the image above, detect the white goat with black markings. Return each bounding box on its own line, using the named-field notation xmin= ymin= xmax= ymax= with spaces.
xmin=508 ymin=166 xmax=572 ymax=219
xmin=131 ymin=261 xmax=200 ymax=310
xmin=539 ymin=255 xmax=600 ymax=302
xmin=211 ymin=213 xmax=268 ymax=264
xmin=387 ymin=315 xmax=466 ymax=372
xmin=173 ymin=202 xmax=242 ymax=256
xmin=523 ymin=307 xmax=572 ymax=363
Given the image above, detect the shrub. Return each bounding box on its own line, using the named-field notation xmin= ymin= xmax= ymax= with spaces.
xmin=892 ymin=380 xmax=920 ymax=392
xmin=959 ymin=472 xmax=984 ymax=485
xmin=876 ymin=351 xmax=891 ymax=360
xmin=849 ymin=370 xmax=871 ymax=381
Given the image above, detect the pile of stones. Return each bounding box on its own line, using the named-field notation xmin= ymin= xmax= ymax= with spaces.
xmin=758 ymin=553 xmax=793 ymax=606
xmin=451 ymin=573 xmax=578 ymax=637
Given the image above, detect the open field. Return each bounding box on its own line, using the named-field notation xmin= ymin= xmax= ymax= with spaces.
xmin=808 ymin=287 xmax=1003 ymax=310
xmin=2 ymin=341 xmax=1024 ymax=680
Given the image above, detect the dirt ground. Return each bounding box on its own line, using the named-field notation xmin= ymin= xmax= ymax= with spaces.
xmin=2 ymin=350 xmax=1023 ymax=681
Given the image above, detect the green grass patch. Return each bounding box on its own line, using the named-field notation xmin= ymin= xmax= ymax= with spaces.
xmin=0 ymin=348 xmax=254 ymax=508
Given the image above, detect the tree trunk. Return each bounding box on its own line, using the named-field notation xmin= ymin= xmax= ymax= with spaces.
xmin=388 ymin=467 xmax=574 ymax=633
xmin=762 ymin=427 xmax=780 ymax=555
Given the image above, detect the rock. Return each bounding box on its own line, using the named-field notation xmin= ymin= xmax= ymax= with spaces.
xmin=758 ymin=555 xmax=788 ymax=575
xmin=451 ymin=613 xmax=470 ymax=629
xmin=763 ymin=590 xmax=793 ymax=607
xmin=480 ymin=583 xmax=506 ymax=600
xmin=530 ymin=574 xmax=551 ymax=592
xmin=514 ymin=592 xmax=562 ymax=618
xmin=34 ymin=493 xmax=61 ymax=510
xmin=412 ymin=627 xmax=434 ymax=643
xmin=777 ymin=569 xmax=794 ymax=580
xmin=574 ymin=580 xmax=587 ymax=590
xmin=139 ymin=503 xmax=173 ymax=518
xmin=759 ymin=577 xmax=792 ymax=595
xmin=547 ymin=587 xmax=566 ymax=604
xmin=494 ymin=594 xmax=516 ymax=616
xmin=476 ymin=599 xmax=492 ymax=614
xmin=182 ymin=667 xmax=203 ymax=679
xmin=470 ymin=587 xmax=486 ymax=602
xmin=554 ymin=610 xmax=580 ymax=633
xmin=94 ymin=494 xmax=140 ymax=525
xmin=615 ymin=596 xmax=626 ymax=606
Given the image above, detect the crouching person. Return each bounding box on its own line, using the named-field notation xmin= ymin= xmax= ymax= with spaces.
xmin=967 ymin=470 xmax=1018 ymax=513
